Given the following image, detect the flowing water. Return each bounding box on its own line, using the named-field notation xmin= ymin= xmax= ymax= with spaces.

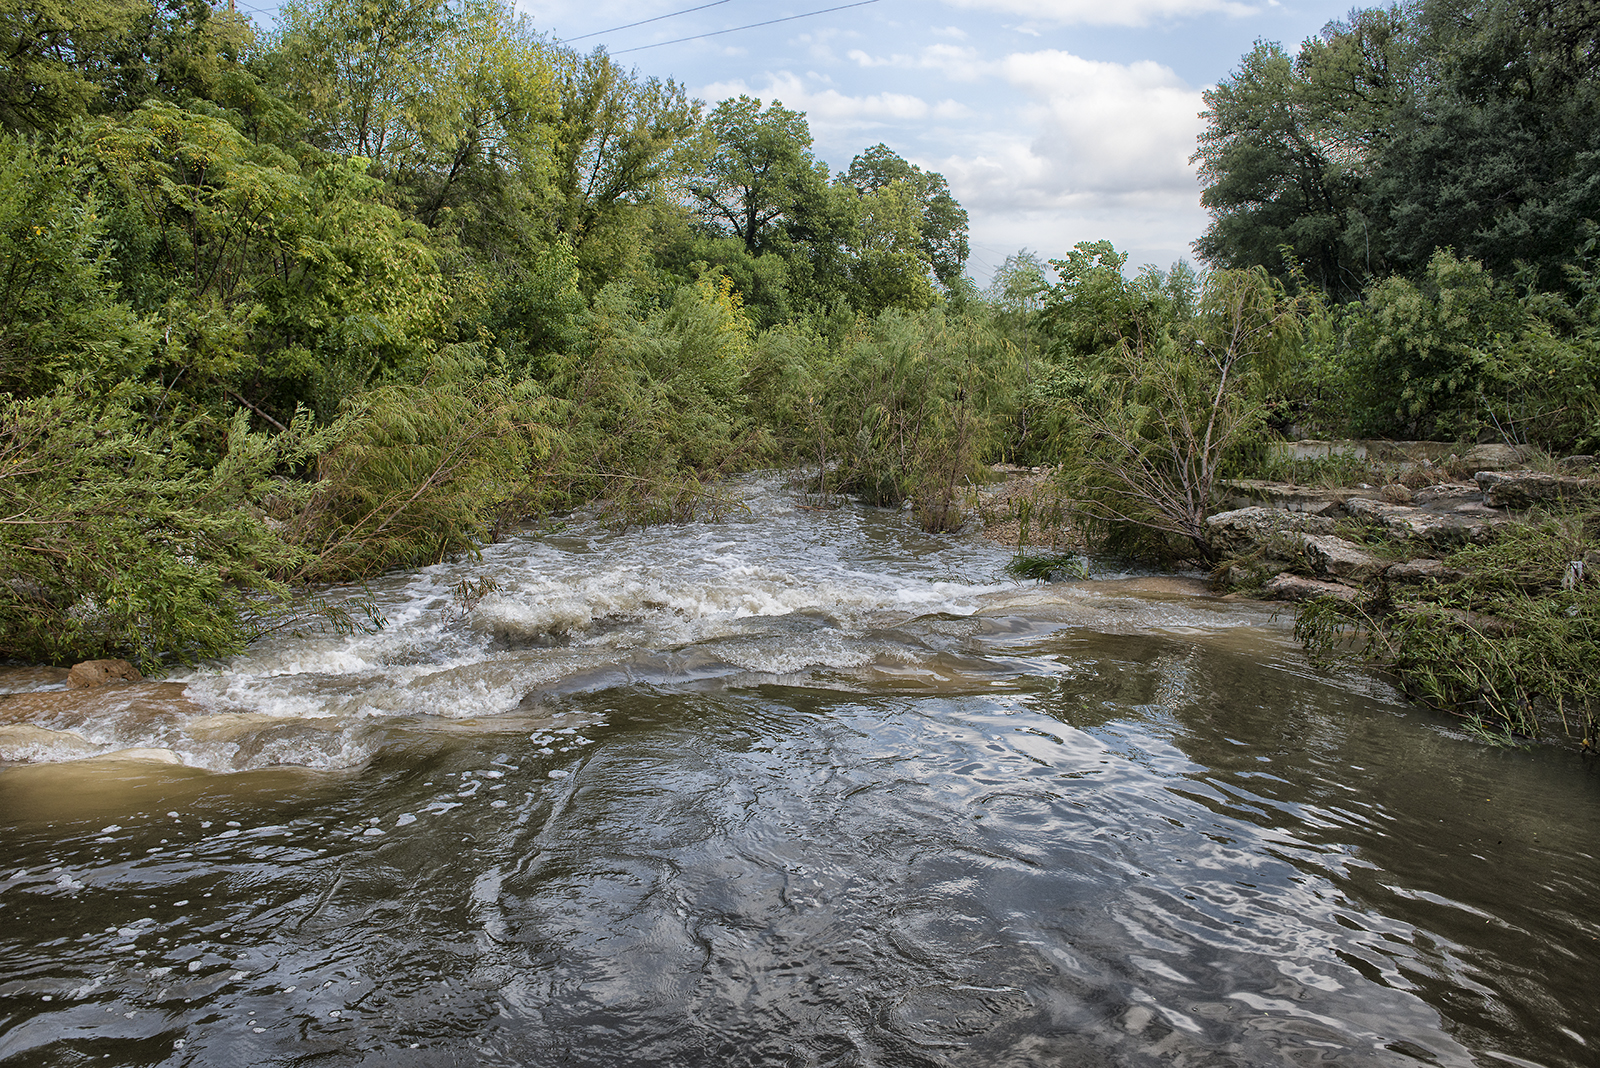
xmin=2 ymin=474 xmax=1598 ymax=1067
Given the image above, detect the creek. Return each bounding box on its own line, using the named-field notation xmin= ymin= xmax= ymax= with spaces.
xmin=2 ymin=474 xmax=1597 ymax=1067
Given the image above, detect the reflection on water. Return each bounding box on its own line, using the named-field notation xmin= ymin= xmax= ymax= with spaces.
xmin=3 ymin=475 xmax=1598 ymax=1066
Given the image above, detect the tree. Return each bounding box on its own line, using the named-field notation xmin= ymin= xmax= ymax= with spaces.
xmin=846 ymin=178 xmax=936 ymax=314
xmin=843 ymin=143 xmax=969 ymax=288
xmin=1192 ymin=25 xmax=1402 ymax=302
xmin=689 ymin=96 xmax=828 ymax=256
xmin=0 ymin=132 xmax=154 ymax=395
xmin=272 ymin=0 xmax=451 ymax=166
xmin=0 ymin=0 xmax=147 ymax=131
xmin=1196 ymin=2 xmax=1600 ymax=300
xmin=1364 ymin=0 xmax=1600 ymax=289
xmin=546 ymin=49 xmax=697 ymax=289
xmin=1053 ymin=265 xmax=1305 ymax=561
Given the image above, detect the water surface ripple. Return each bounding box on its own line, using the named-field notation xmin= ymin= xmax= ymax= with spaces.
xmin=2 ymin=475 xmax=1598 ymax=1066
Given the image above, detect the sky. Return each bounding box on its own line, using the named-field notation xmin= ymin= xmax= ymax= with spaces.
xmin=237 ymin=0 xmax=1349 ymax=285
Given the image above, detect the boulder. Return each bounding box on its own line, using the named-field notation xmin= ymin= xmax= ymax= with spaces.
xmin=66 ymin=659 xmax=143 ymax=689
xmin=1300 ymin=535 xmax=1385 ymax=581
xmin=1262 ymin=573 xmax=1361 ymax=603
xmin=1557 ymin=455 xmax=1597 ymax=471
xmin=1411 ymin=483 xmax=1481 ymax=506
xmin=1344 ymin=497 xmax=1506 ymax=550
xmin=1205 ymin=506 xmax=1338 ymax=558
xmin=1474 ymin=470 xmax=1600 ymax=509
xmin=1220 ymin=480 xmax=1346 ymax=515
xmin=1462 ymin=443 xmax=1533 ymax=471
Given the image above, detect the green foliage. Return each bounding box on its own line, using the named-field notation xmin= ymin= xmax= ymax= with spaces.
xmin=1197 ymin=2 xmax=1600 ymax=301
xmin=0 ymin=384 xmax=323 ymax=668
xmin=0 ymin=133 xmax=155 ymax=394
xmin=842 ymin=143 xmax=969 ymax=290
xmin=545 ymin=48 xmax=696 ymax=291
xmin=1044 ymin=263 xmax=1307 ymax=559
xmin=821 ymin=308 xmax=1018 ymax=531
xmin=0 ymin=0 xmax=1006 ymax=669
xmin=0 ymin=0 xmax=149 ymax=131
xmin=1318 ymin=250 xmax=1600 ymax=448
xmin=289 ymin=347 xmax=547 ymax=581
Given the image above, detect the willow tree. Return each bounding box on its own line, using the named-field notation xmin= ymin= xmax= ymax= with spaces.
xmin=1050 ymin=263 xmax=1310 ymax=560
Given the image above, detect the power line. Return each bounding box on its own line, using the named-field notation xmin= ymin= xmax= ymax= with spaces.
xmin=609 ymin=0 xmax=882 ymax=56
xmin=564 ymin=0 xmax=741 ymax=44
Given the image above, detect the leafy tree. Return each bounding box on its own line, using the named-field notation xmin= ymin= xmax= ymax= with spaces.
xmin=545 ymin=48 xmax=696 ymax=290
xmin=272 ymin=0 xmax=451 ymax=166
xmin=0 ymin=0 xmax=146 ymax=131
xmin=91 ymin=0 xmax=258 ymax=114
xmin=1365 ymin=0 xmax=1600 ymax=288
xmin=843 ymin=143 xmax=969 ymax=288
xmin=846 ymin=177 xmax=937 ymax=314
xmin=0 ymin=133 xmax=154 ymax=395
xmin=1192 ymin=12 xmax=1416 ymax=302
xmin=1333 ymin=249 xmax=1600 ymax=446
xmin=1051 ymin=264 xmax=1306 ymax=560
xmin=689 ymin=96 xmax=829 ymax=256
xmin=1197 ymin=2 xmax=1600 ymax=300
xmin=823 ymin=307 xmax=1018 ymax=528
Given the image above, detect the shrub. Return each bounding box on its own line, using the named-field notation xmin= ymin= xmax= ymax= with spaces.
xmin=0 ymin=384 xmax=322 ymax=669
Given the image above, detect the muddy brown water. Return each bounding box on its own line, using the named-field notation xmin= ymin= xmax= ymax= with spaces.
xmin=2 ymin=475 xmax=1597 ymax=1067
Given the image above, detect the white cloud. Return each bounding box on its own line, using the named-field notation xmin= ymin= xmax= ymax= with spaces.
xmin=929 ymin=49 xmax=1208 ymax=269
xmin=845 ymin=44 xmax=987 ymax=81
xmin=999 ymin=50 xmax=1204 ymax=194
xmin=941 ymin=0 xmax=1257 ymax=27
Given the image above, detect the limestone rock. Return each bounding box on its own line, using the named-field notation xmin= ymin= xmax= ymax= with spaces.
xmin=66 ymin=659 xmax=142 ymax=689
xmin=1474 ymin=470 xmax=1600 ymax=509
xmin=1220 ymin=480 xmax=1346 ymax=515
xmin=1205 ymin=507 xmax=1338 ymax=558
xmin=1557 ymin=454 xmax=1597 ymax=471
xmin=1411 ymin=483 xmax=1481 ymax=506
xmin=1381 ymin=484 xmax=1413 ymax=504
xmin=1344 ymin=497 xmax=1505 ymax=549
xmin=1262 ymin=573 xmax=1361 ymax=603
xmin=1462 ymin=443 xmax=1533 ymax=471
xmin=1300 ymin=535 xmax=1385 ymax=581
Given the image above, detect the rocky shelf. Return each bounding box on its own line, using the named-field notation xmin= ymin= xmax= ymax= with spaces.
xmin=1211 ymin=457 xmax=1599 ymax=602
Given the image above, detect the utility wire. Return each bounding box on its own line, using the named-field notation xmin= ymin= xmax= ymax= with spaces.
xmin=564 ymin=0 xmax=741 ymax=44
xmin=609 ymin=0 xmax=882 ymax=55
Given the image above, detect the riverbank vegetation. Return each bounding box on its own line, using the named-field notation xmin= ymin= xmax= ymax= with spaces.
xmin=1 ymin=0 xmax=1596 ymax=745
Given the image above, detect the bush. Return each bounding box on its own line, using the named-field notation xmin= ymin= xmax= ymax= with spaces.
xmin=1049 ymin=266 xmax=1304 ymax=560
xmin=0 ymin=384 xmax=321 ymax=669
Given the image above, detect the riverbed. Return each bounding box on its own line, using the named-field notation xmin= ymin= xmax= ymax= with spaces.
xmin=2 ymin=474 xmax=1597 ymax=1066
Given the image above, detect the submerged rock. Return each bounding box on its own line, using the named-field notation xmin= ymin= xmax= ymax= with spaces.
xmin=66 ymin=659 xmax=143 ymax=689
